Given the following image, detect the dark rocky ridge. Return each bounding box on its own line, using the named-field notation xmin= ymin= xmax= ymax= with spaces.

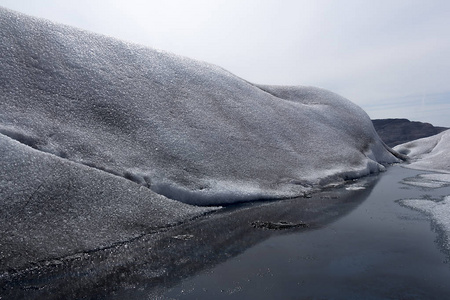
xmin=372 ymin=118 xmax=448 ymax=148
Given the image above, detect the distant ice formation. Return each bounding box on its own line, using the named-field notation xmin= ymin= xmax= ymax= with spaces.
xmin=394 ymin=130 xmax=450 ymax=174
xmin=0 ymin=7 xmax=401 ymax=270
xmin=396 ymin=130 xmax=450 ymax=255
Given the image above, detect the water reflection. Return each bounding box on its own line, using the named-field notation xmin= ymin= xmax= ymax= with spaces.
xmin=1 ymin=175 xmax=379 ymax=299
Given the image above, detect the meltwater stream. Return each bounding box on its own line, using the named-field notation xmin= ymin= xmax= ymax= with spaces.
xmin=163 ymin=166 xmax=450 ymax=300
xmin=2 ymin=165 xmax=450 ymax=299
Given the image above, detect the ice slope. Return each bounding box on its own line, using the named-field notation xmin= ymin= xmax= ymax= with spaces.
xmin=0 ymin=6 xmax=399 ymax=207
xmin=0 ymin=133 xmax=216 ymax=271
xmin=394 ymin=130 xmax=450 ymax=173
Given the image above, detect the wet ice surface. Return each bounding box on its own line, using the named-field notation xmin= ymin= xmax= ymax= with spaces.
xmin=162 ymin=166 xmax=450 ymax=300
xmin=401 ymin=173 xmax=450 ymax=189
xmin=399 ymin=171 xmax=450 ymax=257
xmin=401 ymin=196 xmax=450 ymax=251
xmin=394 ymin=129 xmax=450 ymax=266
xmin=3 ymin=166 xmax=450 ymax=299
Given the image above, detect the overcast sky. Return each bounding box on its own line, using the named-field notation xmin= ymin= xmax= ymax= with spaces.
xmin=1 ymin=0 xmax=449 ymax=126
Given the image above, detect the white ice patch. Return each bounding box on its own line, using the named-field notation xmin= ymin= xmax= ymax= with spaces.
xmin=394 ymin=130 xmax=450 ymax=174
xmin=400 ymin=196 xmax=450 ymax=251
xmin=401 ymin=173 xmax=450 ymax=189
xmin=345 ymin=186 xmax=366 ymax=191
xmin=345 ymin=182 xmax=367 ymax=191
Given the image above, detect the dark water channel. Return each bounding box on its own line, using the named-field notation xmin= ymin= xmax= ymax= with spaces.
xmin=2 ymin=166 xmax=450 ymax=299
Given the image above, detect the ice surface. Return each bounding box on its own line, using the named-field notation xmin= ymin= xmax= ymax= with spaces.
xmin=401 ymin=173 xmax=450 ymax=189
xmin=394 ymin=130 xmax=450 ymax=174
xmin=0 ymin=6 xmax=406 ymax=272
xmin=0 ymin=133 xmax=216 ymax=271
xmin=0 ymin=7 xmax=400 ymax=207
xmin=400 ymin=196 xmax=450 ymax=251
xmin=395 ymin=130 xmax=450 ymax=255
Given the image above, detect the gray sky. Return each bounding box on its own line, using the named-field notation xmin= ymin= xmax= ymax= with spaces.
xmin=1 ymin=0 xmax=449 ymax=126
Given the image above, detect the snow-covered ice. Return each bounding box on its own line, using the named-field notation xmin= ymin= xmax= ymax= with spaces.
xmin=394 ymin=130 xmax=450 ymax=174
xmin=0 ymin=7 xmax=401 ymax=270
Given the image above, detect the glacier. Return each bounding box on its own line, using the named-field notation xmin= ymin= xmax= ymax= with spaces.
xmin=0 ymin=7 xmax=401 ymax=271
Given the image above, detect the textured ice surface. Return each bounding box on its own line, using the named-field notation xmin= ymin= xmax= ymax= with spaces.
xmin=0 ymin=134 xmax=216 ymax=271
xmin=0 ymin=7 xmax=400 ymax=207
xmin=394 ymin=130 xmax=450 ymax=174
xmin=401 ymin=196 xmax=450 ymax=252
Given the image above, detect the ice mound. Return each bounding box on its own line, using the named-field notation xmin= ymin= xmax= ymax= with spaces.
xmin=394 ymin=130 xmax=450 ymax=174
xmin=0 ymin=7 xmax=400 ymax=206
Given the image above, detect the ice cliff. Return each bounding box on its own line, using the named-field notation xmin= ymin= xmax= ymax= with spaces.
xmin=0 ymin=7 xmax=401 ymax=208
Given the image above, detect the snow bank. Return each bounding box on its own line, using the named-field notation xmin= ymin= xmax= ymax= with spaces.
xmin=0 ymin=7 xmax=400 ymax=206
xmin=394 ymin=130 xmax=450 ymax=174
